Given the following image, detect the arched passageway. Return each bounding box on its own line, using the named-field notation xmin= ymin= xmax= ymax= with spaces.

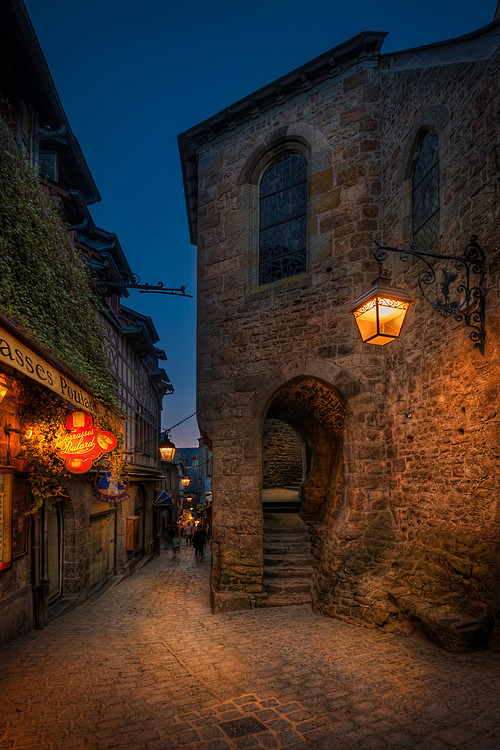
xmin=261 ymin=376 xmax=345 ymax=606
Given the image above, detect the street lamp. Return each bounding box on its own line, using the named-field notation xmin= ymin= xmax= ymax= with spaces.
xmin=159 ymin=432 xmax=176 ymax=461
xmin=351 ymin=278 xmax=413 ymax=346
xmin=180 ymin=476 xmax=190 ymax=487
xmin=352 ymin=236 xmax=486 ymax=353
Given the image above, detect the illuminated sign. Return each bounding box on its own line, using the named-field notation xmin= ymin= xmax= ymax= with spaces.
xmin=0 ymin=325 xmax=97 ymax=413
xmin=57 ymin=411 xmax=117 ymax=474
xmin=94 ymin=472 xmax=129 ymax=503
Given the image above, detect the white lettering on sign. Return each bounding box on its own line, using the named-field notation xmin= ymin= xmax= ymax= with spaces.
xmin=0 ymin=326 xmax=97 ymax=413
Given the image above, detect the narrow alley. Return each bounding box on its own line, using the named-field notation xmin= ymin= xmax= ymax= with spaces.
xmin=1 ymin=545 xmax=500 ymax=750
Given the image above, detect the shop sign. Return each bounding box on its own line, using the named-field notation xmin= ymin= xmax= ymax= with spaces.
xmin=57 ymin=411 xmax=117 ymax=474
xmin=94 ymin=472 xmax=129 ymax=504
xmin=0 ymin=325 xmax=97 ymax=413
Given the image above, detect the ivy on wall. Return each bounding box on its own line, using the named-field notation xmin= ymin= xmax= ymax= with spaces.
xmin=0 ymin=118 xmax=116 ymax=405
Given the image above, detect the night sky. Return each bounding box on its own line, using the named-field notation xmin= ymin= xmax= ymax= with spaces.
xmin=25 ymin=0 xmax=496 ymax=446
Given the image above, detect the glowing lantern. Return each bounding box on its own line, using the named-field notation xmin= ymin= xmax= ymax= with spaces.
xmin=159 ymin=433 xmax=176 ymax=461
xmin=0 ymin=375 xmax=9 ymax=404
xmin=350 ymin=279 xmax=413 ymax=346
xmin=180 ymin=476 xmax=190 ymax=487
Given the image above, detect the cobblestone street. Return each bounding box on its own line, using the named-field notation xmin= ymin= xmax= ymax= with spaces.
xmin=1 ymin=545 xmax=500 ymax=750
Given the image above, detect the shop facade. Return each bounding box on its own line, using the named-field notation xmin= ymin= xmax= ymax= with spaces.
xmin=0 ymin=0 xmax=171 ymax=646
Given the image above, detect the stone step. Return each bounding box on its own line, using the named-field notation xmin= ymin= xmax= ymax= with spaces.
xmin=264 ymin=566 xmax=313 ymax=579
xmin=264 ymin=554 xmax=313 ymax=567
xmin=264 ymin=578 xmax=311 ymax=594
xmin=263 ymin=532 xmax=310 ymax=542
xmin=262 ymin=504 xmax=301 ymax=514
xmin=260 ymin=592 xmax=312 ymax=607
xmin=263 ymin=544 xmax=311 ymax=555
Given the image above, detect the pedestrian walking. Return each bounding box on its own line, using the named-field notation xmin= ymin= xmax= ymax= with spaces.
xmin=183 ymin=521 xmax=193 ymax=546
xmin=192 ymin=526 xmax=206 ymax=560
xmin=171 ymin=534 xmax=181 ymax=558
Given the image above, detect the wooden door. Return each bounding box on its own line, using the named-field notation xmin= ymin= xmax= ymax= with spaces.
xmin=89 ymin=514 xmax=114 ymax=587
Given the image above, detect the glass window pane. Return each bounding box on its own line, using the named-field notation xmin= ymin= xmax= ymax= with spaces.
xmin=413 ymin=163 xmax=439 ymax=233
xmin=412 ymin=132 xmax=439 ymax=186
xmin=260 ymin=216 xmax=307 ymax=263
xmin=260 ymin=153 xmax=307 ymax=198
xmin=260 ymin=183 xmax=307 ymax=230
xmin=259 ymin=153 xmax=307 ymax=285
xmin=259 ymin=251 xmax=307 ymax=286
xmin=412 ymin=132 xmax=439 ymax=250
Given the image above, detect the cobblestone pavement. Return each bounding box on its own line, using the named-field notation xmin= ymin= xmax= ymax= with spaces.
xmin=1 ymin=545 xmax=500 ymax=750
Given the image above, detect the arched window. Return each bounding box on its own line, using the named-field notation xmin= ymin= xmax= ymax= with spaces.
xmin=412 ymin=131 xmax=439 ymax=251
xmin=259 ymin=153 xmax=307 ymax=285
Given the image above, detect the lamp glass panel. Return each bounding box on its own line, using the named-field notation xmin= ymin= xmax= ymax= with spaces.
xmin=377 ymin=298 xmax=410 ymax=339
xmin=160 ymin=446 xmax=176 ymax=461
xmin=353 ymin=298 xmax=378 ymax=342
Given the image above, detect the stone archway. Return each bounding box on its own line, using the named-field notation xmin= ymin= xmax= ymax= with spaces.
xmin=263 ymin=376 xmax=345 ymax=522
xmin=260 ymin=376 xmax=346 ymax=607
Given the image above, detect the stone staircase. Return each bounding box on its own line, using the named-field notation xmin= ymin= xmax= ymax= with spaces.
xmin=260 ymin=513 xmax=312 ymax=607
xmin=261 ymin=483 xmax=302 ymax=514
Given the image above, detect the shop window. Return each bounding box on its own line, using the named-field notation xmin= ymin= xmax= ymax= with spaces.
xmin=0 ymin=473 xmax=13 ymax=571
xmin=412 ymin=131 xmax=439 ymax=251
xmin=259 ymin=152 xmax=307 ymax=285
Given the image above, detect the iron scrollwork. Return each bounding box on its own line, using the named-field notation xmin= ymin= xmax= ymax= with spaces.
xmin=92 ymin=254 xmax=192 ymax=298
xmin=373 ymin=236 xmax=486 ymax=354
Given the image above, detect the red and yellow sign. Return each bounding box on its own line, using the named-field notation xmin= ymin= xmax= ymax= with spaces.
xmin=57 ymin=411 xmax=117 ymax=474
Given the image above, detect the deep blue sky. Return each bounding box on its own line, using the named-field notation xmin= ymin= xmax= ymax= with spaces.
xmin=25 ymin=0 xmax=496 ymax=446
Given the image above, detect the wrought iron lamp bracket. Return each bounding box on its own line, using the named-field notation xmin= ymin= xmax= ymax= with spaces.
xmin=94 ymin=254 xmax=193 ymax=297
xmin=373 ymin=236 xmax=486 ymax=354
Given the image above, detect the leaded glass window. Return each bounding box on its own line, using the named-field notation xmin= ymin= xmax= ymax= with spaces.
xmin=412 ymin=132 xmax=439 ymax=252
xmin=259 ymin=153 xmax=307 ymax=285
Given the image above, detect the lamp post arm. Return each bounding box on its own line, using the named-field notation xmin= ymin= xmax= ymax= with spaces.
xmin=373 ymin=236 xmax=486 ymax=354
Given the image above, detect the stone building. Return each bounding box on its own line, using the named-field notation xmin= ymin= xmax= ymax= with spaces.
xmin=179 ymin=15 xmax=500 ymax=650
xmin=0 ymin=0 xmax=171 ymax=645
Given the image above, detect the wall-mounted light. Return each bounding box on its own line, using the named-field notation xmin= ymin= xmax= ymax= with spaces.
xmin=352 ymin=236 xmax=486 ymax=353
xmin=159 ymin=432 xmax=176 ymax=461
xmin=0 ymin=375 xmax=9 ymax=404
xmin=351 ymin=279 xmax=413 ymax=346
xmin=180 ymin=476 xmax=190 ymax=487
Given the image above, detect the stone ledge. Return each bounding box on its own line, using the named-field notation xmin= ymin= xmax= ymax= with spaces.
xmin=391 ymin=591 xmax=492 ymax=653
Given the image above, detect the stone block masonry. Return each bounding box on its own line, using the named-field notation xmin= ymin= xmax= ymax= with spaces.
xmin=180 ymin=24 xmax=500 ymax=650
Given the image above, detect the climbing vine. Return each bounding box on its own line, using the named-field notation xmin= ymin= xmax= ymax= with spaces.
xmin=0 ymin=116 xmax=116 ymax=405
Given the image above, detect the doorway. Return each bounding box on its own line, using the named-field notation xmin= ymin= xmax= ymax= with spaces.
xmin=89 ymin=502 xmax=115 ymax=588
xmin=261 ymin=376 xmax=345 ymax=606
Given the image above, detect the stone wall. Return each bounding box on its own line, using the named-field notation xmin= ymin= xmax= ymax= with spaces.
xmin=262 ymin=419 xmax=303 ymax=488
xmin=192 ymin=34 xmax=500 ymax=647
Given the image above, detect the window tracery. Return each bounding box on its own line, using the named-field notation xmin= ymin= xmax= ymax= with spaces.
xmin=412 ymin=131 xmax=439 ymax=251
xmin=259 ymin=153 xmax=307 ymax=285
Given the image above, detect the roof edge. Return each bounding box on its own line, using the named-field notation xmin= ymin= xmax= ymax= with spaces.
xmin=178 ymin=30 xmax=388 ymax=244
xmin=380 ymin=17 xmax=500 ymax=60
xmin=11 ymin=0 xmax=101 ymax=204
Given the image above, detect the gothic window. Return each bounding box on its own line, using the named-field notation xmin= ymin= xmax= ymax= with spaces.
xmin=259 ymin=153 xmax=307 ymax=285
xmin=412 ymin=131 xmax=439 ymax=251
